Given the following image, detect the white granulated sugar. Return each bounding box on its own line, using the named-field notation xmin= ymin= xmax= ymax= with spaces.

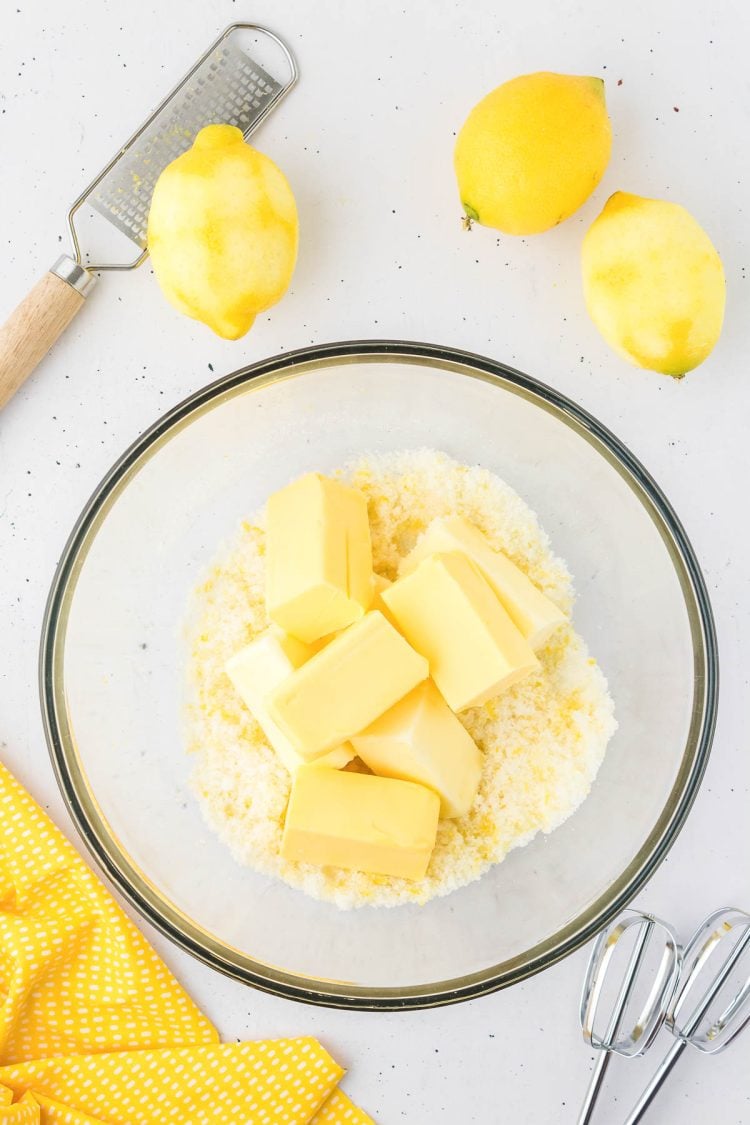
xmin=185 ymin=449 xmax=616 ymax=909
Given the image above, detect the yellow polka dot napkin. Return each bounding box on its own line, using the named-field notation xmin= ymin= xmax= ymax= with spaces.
xmin=0 ymin=1092 xmax=40 ymax=1123
xmin=0 ymin=1039 xmax=346 ymax=1123
xmin=0 ymin=1083 xmax=372 ymax=1125
xmin=0 ymin=761 xmax=218 ymax=1064
xmin=0 ymin=762 xmax=373 ymax=1123
xmin=0 ymin=1088 xmax=107 ymax=1123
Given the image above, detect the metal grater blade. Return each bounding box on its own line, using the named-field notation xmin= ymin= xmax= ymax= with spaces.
xmin=89 ymin=38 xmax=283 ymax=250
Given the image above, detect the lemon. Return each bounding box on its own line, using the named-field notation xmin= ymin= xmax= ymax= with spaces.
xmin=148 ymin=124 xmax=298 ymax=340
xmin=454 ymin=72 xmax=612 ymax=235
xmin=582 ymin=192 xmax=725 ymax=377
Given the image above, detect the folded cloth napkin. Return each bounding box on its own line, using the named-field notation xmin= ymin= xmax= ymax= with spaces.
xmin=0 ymin=764 xmax=218 ymax=1064
xmin=0 ymin=762 xmax=372 ymax=1124
xmin=0 ymin=1040 xmax=354 ymax=1123
xmin=0 ymin=1085 xmax=369 ymax=1125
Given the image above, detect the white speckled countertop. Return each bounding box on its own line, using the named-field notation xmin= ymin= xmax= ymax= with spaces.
xmin=1 ymin=1 xmax=748 ymax=1120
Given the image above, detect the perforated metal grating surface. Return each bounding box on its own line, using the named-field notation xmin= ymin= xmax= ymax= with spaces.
xmin=89 ymin=38 xmax=282 ymax=249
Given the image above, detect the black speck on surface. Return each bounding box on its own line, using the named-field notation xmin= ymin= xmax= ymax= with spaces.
xmin=673 ymin=106 xmax=680 ymax=112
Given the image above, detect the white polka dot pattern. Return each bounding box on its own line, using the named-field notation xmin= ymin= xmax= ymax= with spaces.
xmin=0 ymin=1039 xmax=344 ymax=1123
xmin=0 ymin=1087 xmax=106 ymax=1123
xmin=0 ymin=762 xmax=217 ymax=1064
xmin=24 ymin=1091 xmax=106 ymax=1124
xmin=0 ymin=1091 xmax=40 ymax=1122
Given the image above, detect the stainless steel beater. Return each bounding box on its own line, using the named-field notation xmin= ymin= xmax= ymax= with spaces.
xmin=578 ymin=906 xmax=750 ymax=1123
xmin=0 ymin=23 xmax=297 ymax=409
xmin=578 ymin=910 xmax=681 ymax=1124
xmin=621 ymin=906 xmax=750 ymax=1124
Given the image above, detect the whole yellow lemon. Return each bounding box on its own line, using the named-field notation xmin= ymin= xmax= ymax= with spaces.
xmin=454 ymin=72 xmax=612 ymax=235
xmin=148 ymin=124 xmax=298 ymax=339
xmin=582 ymin=193 xmax=725 ymax=377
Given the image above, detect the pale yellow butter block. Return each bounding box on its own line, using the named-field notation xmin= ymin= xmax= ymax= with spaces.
xmin=225 ymin=629 xmax=354 ymax=774
xmin=369 ymin=572 xmax=401 ymax=629
xmin=400 ymin=515 xmax=566 ymax=649
xmin=266 ymin=472 xmax=373 ymax=643
xmin=268 ymin=610 xmax=429 ymax=759
xmin=281 ymin=765 xmax=440 ymax=879
xmin=352 ymin=679 xmax=482 ymax=818
xmin=307 ymin=573 xmax=396 ymax=654
xmin=382 ymin=552 xmax=539 ymax=712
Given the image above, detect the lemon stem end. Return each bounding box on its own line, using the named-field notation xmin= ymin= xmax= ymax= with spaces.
xmin=462 ymin=203 xmax=479 ymax=231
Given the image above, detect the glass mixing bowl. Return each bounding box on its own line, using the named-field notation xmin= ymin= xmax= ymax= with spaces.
xmin=41 ymin=342 xmax=717 ymax=1010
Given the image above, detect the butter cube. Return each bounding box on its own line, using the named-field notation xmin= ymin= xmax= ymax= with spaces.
xmin=225 ymin=629 xmax=354 ymax=774
xmin=281 ymin=766 xmax=440 ymax=879
xmin=268 ymin=610 xmax=429 ymax=759
xmin=382 ymin=552 xmax=539 ymax=712
xmin=369 ymin=572 xmax=401 ymax=629
xmin=400 ymin=516 xmax=566 ymax=650
xmin=307 ymin=573 xmax=396 ymax=654
xmin=352 ymin=680 xmax=482 ymax=818
xmin=266 ymin=473 xmax=373 ymax=643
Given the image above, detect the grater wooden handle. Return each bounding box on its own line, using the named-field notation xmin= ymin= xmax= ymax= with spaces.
xmin=0 ymin=257 xmax=96 ymax=410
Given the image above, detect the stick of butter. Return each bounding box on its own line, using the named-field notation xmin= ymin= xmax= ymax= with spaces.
xmin=400 ymin=516 xmax=566 ymax=650
xmin=352 ymin=679 xmax=482 ymax=818
xmin=225 ymin=629 xmax=354 ymax=773
xmin=266 ymin=472 xmax=373 ymax=643
xmin=382 ymin=552 xmax=539 ymax=712
xmin=281 ymin=766 xmax=440 ymax=879
xmin=268 ymin=610 xmax=429 ymax=759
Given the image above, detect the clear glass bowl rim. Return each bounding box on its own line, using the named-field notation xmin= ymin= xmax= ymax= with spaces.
xmin=39 ymin=340 xmax=718 ymax=1011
